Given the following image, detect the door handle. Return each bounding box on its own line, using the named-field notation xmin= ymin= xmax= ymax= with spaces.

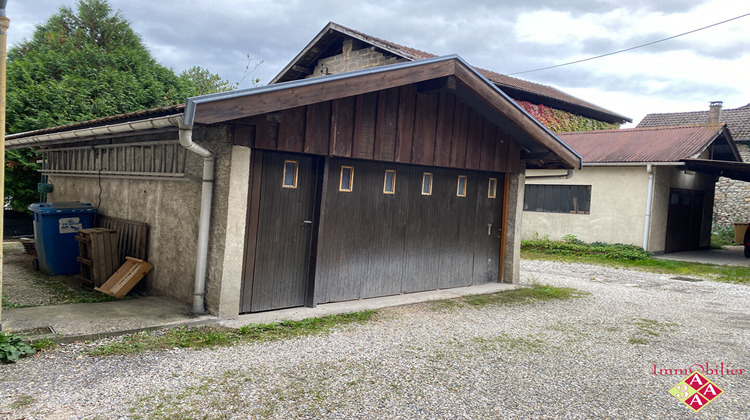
xmin=303 ymin=220 xmax=313 ymax=224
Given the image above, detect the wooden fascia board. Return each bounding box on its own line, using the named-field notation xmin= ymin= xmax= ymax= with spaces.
xmin=721 ymin=127 xmax=742 ymax=161
xmin=270 ymin=23 xmax=336 ymax=84
xmin=693 ymin=126 xmax=741 ymax=162
xmin=452 ymin=64 xmax=581 ymax=169
xmin=193 ymin=60 xmax=457 ymax=125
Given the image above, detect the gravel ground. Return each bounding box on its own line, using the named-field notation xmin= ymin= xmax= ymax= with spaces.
xmin=1 ymin=241 xmax=70 ymax=307
xmin=1 ymin=260 xmax=748 ymax=419
xmin=2 ymin=241 xmax=104 ymax=308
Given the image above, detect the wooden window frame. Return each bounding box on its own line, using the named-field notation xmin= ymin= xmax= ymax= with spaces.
xmin=421 ymin=172 xmax=433 ymax=196
xmin=282 ymin=160 xmax=298 ymax=189
xmin=383 ymin=169 xmax=396 ymax=194
xmin=339 ymin=165 xmax=354 ymax=192
xmin=488 ymin=177 xmax=497 ymax=199
xmin=457 ymin=175 xmax=467 ymax=197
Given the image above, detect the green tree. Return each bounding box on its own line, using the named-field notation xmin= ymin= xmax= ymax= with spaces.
xmin=180 ymin=54 xmax=264 ymax=96
xmin=180 ymin=66 xmax=235 ymax=96
xmin=4 ymin=0 xmax=195 ymax=211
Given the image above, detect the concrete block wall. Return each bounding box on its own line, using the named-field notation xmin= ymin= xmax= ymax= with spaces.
xmin=714 ymin=142 xmax=750 ymax=227
xmin=308 ymin=39 xmax=406 ymax=78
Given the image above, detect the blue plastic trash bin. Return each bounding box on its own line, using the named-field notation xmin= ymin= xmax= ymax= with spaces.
xmin=28 ymin=202 xmax=97 ymax=276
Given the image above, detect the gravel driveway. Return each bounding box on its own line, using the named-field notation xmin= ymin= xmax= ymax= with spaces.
xmin=1 ymin=260 xmax=748 ymax=419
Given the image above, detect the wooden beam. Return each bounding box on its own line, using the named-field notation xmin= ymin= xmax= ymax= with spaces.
xmin=304 ymin=102 xmax=330 ymax=155
xmin=412 ymin=91 xmax=439 ymax=166
xmin=229 ymin=125 xmax=255 ymax=148
xmin=434 ymin=91 xmax=455 ymax=167
xmin=193 ymin=60 xmax=456 ymax=124
xmin=330 ymin=97 xmax=355 ymax=157
xmin=352 ymin=93 xmax=377 ymax=159
xmin=449 ymin=100 xmax=470 ymax=168
xmin=374 ymin=88 xmax=399 ymax=161
xmin=277 ymin=107 xmax=306 ymax=152
xmin=395 ymin=85 xmax=417 ymax=163
xmin=291 ymin=64 xmax=312 ymax=74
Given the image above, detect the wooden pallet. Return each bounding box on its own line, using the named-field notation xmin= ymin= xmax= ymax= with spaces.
xmin=76 ymin=228 xmax=119 ymax=288
xmin=95 ymin=257 xmax=153 ymax=298
xmin=96 ymin=215 xmax=148 ymax=264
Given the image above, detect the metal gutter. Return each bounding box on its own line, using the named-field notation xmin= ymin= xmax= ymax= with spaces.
xmin=5 ymin=114 xmax=184 ymax=149
xmin=525 ymin=169 xmax=575 ymax=180
xmin=582 ymin=162 xmax=683 ymax=167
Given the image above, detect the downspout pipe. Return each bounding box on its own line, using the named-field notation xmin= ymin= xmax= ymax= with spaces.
xmin=643 ymin=164 xmax=654 ymax=251
xmin=179 ymin=124 xmax=214 ymax=314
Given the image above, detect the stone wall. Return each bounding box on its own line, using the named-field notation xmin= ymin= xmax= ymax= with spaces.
xmin=714 ymin=142 xmax=750 ymax=227
xmin=308 ymin=39 xmax=406 ymax=78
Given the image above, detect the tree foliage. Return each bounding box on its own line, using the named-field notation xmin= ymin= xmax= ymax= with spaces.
xmin=180 ymin=66 xmax=235 ymax=96
xmin=4 ymin=0 xmax=196 ymax=211
xmin=6 ymin=0 xmax=194 ymax=134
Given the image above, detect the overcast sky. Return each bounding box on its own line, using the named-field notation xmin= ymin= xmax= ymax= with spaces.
xmin=6 ymin=0 xmax=750 ymax=127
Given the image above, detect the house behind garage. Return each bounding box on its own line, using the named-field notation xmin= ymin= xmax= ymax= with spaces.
xmin=522 ymin=124 xmax=741 ymax=253
xmin=638 ymin=101 xmax=750 ymax=227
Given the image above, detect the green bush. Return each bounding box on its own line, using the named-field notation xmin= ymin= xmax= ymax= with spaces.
xmin=711 ymin=226 xmax=736 ymax=248
xmin=0 ymin=332 xmax=37 ymax=364
xmin=521 ymin=237 xmax=651 ymax=261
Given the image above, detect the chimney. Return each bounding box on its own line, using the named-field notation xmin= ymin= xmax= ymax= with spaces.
xmin=708 ymin=101 xmax=723 ymax=124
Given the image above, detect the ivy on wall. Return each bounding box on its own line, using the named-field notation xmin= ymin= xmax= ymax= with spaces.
xmin=516 ymin=101 xmax=619 ymax=133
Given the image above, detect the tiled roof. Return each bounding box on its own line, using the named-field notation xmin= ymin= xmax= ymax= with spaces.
xmin=637 ymin=104 xmax=750 ymax=142
xmin=275 ymin=22 xmax=631 ymax=124
xmin=557 ymin=124 xmax=734 ymax=163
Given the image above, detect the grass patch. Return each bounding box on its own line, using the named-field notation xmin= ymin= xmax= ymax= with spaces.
xmin=429 ymin=284 xmax=587 ymax=311
xmin=1 ymin=294 xmax=29 ymax=309
xmin=86 ymin=310 xmax=377 ymax=357
xmin=40 ymin=279 xmax=126 ymax=305
xmin=9 ymin=395 xmax=36 ymax=410
xmin=521 ymin=238 xmax=750 ymax=284
xmin=474 ymin=333 xmax=545 ymax=352
xmin=463 ymin=284 xmax=587 ymax=307
xmin=628 ymin=318 xmax=676 ymax=345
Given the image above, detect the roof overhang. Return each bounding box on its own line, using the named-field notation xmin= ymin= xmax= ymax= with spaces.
xmin=5 ymin=56 xmax=581 ymax=169
xmin=186 ymin=55 xmax=581 ymax=169
xmin=682 ymin=158 xmax=750 ymax=182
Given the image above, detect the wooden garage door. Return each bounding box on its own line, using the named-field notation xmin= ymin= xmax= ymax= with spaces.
xmin=241 ymin=152 xmax=320 ymax=312
xmin=314 ymin=158 xmax=504 ymax=304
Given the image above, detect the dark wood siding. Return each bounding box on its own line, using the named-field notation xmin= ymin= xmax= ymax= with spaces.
xmin=236 ymin=87 xmax=523 ymax=173
xmin=314 ymin=158 xmax=504 ymax=304
xmin=242 ymin=152 xmax=320 ymax=312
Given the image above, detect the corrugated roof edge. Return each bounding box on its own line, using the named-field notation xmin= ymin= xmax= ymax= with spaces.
xmin=557 ymin=123 xmax=727 ymax=136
